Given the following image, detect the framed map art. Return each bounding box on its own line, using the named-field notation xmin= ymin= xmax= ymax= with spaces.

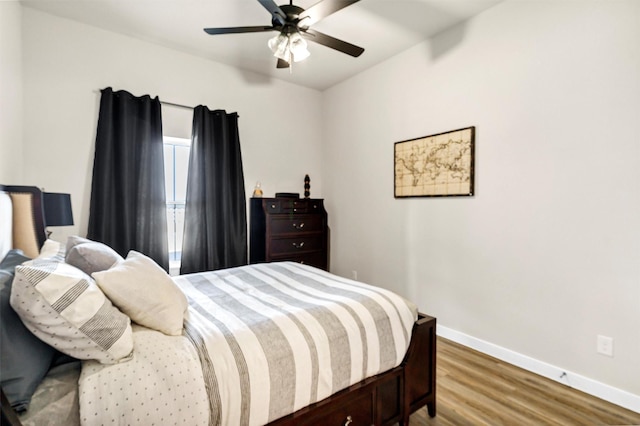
xmin=394 ymin=126 xmax=475 ymax=198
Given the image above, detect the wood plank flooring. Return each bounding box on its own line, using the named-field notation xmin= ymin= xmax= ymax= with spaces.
xmin=408 ymin=337 xmax=640 ymax=426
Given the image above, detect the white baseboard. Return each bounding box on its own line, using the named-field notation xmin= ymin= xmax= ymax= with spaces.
xmin=437 ymin=325 xmax=640 ymax=414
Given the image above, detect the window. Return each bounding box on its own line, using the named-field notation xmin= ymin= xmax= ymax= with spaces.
xmin=163 ymin=136 xmax=190 ymax=272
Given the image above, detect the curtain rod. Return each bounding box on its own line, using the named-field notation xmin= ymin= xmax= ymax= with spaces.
xmin=161 ymin=100 xmax=193 ymax=110
xmin=93 ymin=89 xmax=192 ymax=110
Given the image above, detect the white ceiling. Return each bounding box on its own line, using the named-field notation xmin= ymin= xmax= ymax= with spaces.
xmin=21 ymin=0 xmax=502 ymax=91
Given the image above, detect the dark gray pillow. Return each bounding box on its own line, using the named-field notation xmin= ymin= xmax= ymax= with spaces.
xmin=65 ymin=236 xmax=123 ymax=275
xmin=0 ymin=250 xmax=57 ymax=412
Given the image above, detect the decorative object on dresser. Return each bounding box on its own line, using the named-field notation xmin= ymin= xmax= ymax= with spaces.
xmin=252 ymin=181 xmax=263 ymax=197
xmin=304 ymin=174 xmax=310 ymax=198
xmin=250 ymin=197 xmax=328 ymax=270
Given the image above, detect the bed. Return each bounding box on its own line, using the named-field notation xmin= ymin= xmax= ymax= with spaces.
xmin=1 ymin=184 xmax=436 ymax=426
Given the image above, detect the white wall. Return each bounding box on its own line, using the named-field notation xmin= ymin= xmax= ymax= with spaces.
xmin=20 ymin=6 xmax=323 ymax=242
xmin=0 ymin=2 xmax=23 ymax=184
xmin=323 ymin=0 xmax=640 ymax=401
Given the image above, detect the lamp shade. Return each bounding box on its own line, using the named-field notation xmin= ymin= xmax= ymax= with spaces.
xmin=288 ymin=32 xmax=310 ymax=62
xmin=43 ymin=192 xmax=74 ymax=226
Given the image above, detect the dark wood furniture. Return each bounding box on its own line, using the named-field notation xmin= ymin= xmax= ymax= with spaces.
xmin=250 ymin=197 xmax=329 ymax=270
xmin=269 ymin=313 xmax=437 ymax=426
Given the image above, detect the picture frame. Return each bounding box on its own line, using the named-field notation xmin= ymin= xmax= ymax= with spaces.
xmin=394 ymin=126 xmax=475 ymax=198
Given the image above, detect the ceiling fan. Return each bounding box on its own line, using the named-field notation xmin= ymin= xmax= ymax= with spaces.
xmin=204 ymin=0 xmax=364 ymax=69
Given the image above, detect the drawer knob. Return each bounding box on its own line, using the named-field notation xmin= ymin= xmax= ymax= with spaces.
xmin=344 ymin=415 xmax=353 ymax=426
xmin=293 ymin=222 xmax=305 ymax=230
xmin=292 ymin=242 xmax=305 ymax=249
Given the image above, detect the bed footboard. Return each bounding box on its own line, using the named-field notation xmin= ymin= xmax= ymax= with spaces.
xmin=402 ymin=313 xmax=437 ymax=423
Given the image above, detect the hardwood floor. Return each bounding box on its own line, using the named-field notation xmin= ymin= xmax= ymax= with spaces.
xmin=408 ymin=337 xmax=640 ymax=426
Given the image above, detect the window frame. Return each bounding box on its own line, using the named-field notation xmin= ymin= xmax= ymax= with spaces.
xmin=163 ymin=136 xmax=191 ymax=272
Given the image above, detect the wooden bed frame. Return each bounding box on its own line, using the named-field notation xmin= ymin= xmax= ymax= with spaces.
xmin=0 ymin=185 xmax=47 ymax=259
xmin=0 ymin=184 xmax=437 ymax=425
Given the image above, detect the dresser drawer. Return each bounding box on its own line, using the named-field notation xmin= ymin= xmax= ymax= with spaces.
xmin=282 ymin=199 xmax=310 ymax=213
xmin=301 ymin=391 xmax=373 ymax=425
xmin=264 ymin=199 xmax=325 ymax=214
xmin=269 ymin=252 xmax=326 ymax=270
xmin=270 ymin=236 xmax=323 ymax=255
xmin=269 ymin=215 xmax=324 ymax=235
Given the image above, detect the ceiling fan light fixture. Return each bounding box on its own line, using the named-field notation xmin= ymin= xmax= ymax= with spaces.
xmin=268 ymin=31 xmax=310 ymax=64
xmin=289 ymin=32 xmax=310 ymax=62
xmin=269 ymin=32 xmax=290 ymax=62
xmin=268 ymin=33 xmax=288 ymax=52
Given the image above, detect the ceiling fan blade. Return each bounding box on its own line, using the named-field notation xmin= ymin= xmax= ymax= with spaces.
xmin=302 ymin=29 xmax=364 ymax=57
xmin=257 ymin=0 xmax=286 ymax=26
xmin=299 ymin=0 xmax=360 ymax=27
xmin=204 ymin=26 xmax=275 ymax=35
xmin=276 ymin=59 xmax=290 ymax=69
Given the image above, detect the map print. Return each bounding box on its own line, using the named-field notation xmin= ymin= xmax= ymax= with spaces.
xmin=394 ymin=127 xmax=474 ymax=197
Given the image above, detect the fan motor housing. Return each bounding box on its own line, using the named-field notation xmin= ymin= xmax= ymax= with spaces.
xmin=274 ymin=4 xmax=306 ymax=26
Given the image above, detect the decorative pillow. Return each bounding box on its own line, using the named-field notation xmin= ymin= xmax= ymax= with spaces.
xmin=92 ymin=251 xmax=188 ymax=336
xmin=10 ymin=259 xmax=134 ymax=364
xmin=0 ymin=250 xmax=58 ymax=412
xmin=37 ymin=239 xmax=66 ymax=262
xmin=65 ymin=236 xmax=123 ymax=275
xmin=65 ymin=235 xmax=87 ymax=252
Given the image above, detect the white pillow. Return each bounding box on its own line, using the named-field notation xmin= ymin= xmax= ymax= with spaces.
xmin=11 ymin=259 xmax=134 ymax=364
xmin=37 ymin=239 xmax=65 ymax=261
xmin=92 ymin=251 xmax=187 ymax=336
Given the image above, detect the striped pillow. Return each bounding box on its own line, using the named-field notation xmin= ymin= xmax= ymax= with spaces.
xmin=10 ymin=259 xmax=134 ymax=364
xmin=36 ymin=239 xmax=66 ymax=262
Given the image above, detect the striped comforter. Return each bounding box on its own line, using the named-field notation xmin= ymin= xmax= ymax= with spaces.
xmin=79 ymin=262 xmax=417 ymax=426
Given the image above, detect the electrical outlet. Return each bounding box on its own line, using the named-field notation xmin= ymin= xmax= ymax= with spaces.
xmin=351 ymin=270 xmax=358 ymax=280
xmin=597 ymin=335 xmax=614 ymax=357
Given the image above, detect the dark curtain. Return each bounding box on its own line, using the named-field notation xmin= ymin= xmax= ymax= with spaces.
xmin=180 ymin=106 xmax=247 ymax=274
xmin=87 ymin=87 xmax=169 ymax=271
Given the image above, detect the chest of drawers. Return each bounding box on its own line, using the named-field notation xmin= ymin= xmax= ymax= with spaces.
xmin=250 ymin=197 xmax=328 ymax=270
